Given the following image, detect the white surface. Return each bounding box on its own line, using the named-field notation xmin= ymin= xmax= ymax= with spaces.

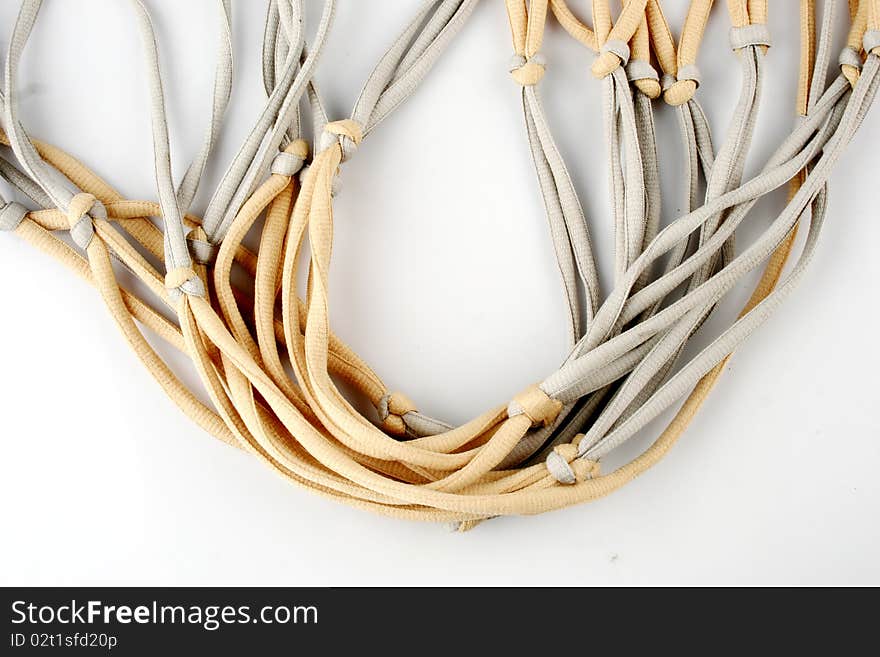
xmin=0 ymin=1 xmax=877 ymax=586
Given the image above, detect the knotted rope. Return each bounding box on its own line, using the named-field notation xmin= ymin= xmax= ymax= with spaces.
xmin=1 ymin=0 xmax=877 ymax=529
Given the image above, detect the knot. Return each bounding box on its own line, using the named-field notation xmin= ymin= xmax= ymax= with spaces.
xmin=187 ymin=226 xmax=216 ymax=266
xmin=509 ymin=53 xmax=546 ymax=86
xmin=840 ymin=47 xmax=864 ymax=87
xmin=66 ymin=193 xmax=106 ymax=250
xmin=507 ymin=385 xmax=562 ymax=427
xmin=662 ymin=65 xmax=701 ymax=106
xmin=377 ymin=392 xmax=417 ymax=437
xmin=545 ymin=442 xmax=600 ymax=484
xmin=319 ymin=119 xmax=363 ymax=162
xmin=0 ymin=201 xmax=28 ymax=232
xmin=625 ymin=60 xmax=661 ymax=99
xmin=839 ymin=46 xmax=864 ymax=70
xmin=164 ymin=267 xmax=204 ymax=297
xmin=188 ymin=239 xmax=217 ymax=265
xmin=864 ymin=30 xmax=880 ymax=56
xmin=591 ymin=39 xmax=630 ymax=78
xmin=729 ymin=24 xmax=771 ymax=51
xmin=271 ymin=139 xmax=309 ymax=177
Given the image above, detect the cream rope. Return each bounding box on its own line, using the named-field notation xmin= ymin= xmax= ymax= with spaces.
xmin=1 ymin=0 xmax=878 ymax=528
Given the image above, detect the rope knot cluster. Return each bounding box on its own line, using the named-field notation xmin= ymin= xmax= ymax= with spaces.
xmin=377 ymin=392 xmax=417 ymax=437
xmin=509 ymin=53 xmax=546 ymax=86
xmin=546 ymin=442 xmax=600 ymax=484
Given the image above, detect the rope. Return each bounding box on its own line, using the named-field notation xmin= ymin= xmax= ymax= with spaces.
xmin=506 ymin=0 xmax=600 ymax=345
xmin=0 ymin=0 xmax=877 ymax=528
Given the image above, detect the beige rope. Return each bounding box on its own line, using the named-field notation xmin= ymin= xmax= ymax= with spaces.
xmin=843 ymin=2 xmax=868 ymax=86
xmin=663 ymin=0 xmax=714 ymax=105
xmin=507 ymin=0 xmax=549 ymax=84
xmin=549 ymin=0 xmax=648 ymax=77
xmin=0 ymin=0 xmax=874 ymax=529
xmin=630 ymin=10 xmax=661 ymax=97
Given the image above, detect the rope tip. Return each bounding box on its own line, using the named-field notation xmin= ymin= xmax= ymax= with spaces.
xmin=634 ymin=78 xmax=661 ymax=99
xmin=663 ymin=79 xmax=697 ymax=106
xmin=591 ymin=50 xmax=623 ymax=79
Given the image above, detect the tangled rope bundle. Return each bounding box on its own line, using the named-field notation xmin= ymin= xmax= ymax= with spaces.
xmin=1 ymin=0 xmax=878 ymax=529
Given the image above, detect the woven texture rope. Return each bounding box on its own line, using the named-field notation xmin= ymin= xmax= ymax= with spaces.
xmin=1 ymin=0 xmax=877 ymax=529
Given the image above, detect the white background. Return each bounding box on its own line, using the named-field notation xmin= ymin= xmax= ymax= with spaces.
xmin=0 ymin=1 xmax=877 ymax=586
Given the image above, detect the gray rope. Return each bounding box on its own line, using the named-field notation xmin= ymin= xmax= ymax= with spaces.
xmin=3 ymin=1 xmax=84 ymax=214
xmin=348 ymin=0 xmax=478 ymax=151
xmin=2 ymin=0 xmax=232 ymax=296
xmin=573 ymin=58 xmax=879 ymax=465
xmin=0 ymin=151 xmax=52 ymax=208
xmin=585 ymin=43 xmax=771 ymax=447
xmin=129 ymin=0 xmax=208 ymax=297
xmin=521 ymin=82 xmax=600 ymax=342
xmin=175 ymin=0 xmax=233 ymax=214
xmin=202 ymin=0 xmax=335 ymax=244
xmin=0 ymin=198 xmax=27 ymax=232
xmin=540 ymin=85 xmax=716 ymax=466
xmin=541 ymin=76 xmax=850 ymax=405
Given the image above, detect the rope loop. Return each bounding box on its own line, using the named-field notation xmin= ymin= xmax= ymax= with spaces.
xmin=509 ymin=53 xmax=546 ymax=86
xmin=729 ymin=24 xmax=772 ymax=51
xmin=66 ymin=193 xmax=106 ymax=251
xmin=0 ymin=201 xmax=28 ymax=232
xmin=377 ymin=392 xmax=418 ymax=437
xmin=626 ymin=60 xmax=661 ymax=98
xmin=839 ymin=46 xmax=863 ymax=71
xmin=271 ymin=139 xmax=310 ymax=177
xmin=865 ymin=30 xmax=880 ymax=55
